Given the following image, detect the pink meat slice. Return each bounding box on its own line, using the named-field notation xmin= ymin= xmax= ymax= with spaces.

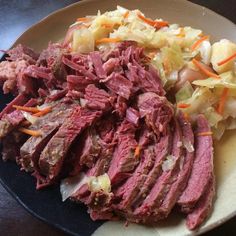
xmin=178 ymin=114 xmax=213 ymax=212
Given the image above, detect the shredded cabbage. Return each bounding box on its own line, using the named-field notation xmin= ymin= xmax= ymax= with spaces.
xmin=193 ymin=71 xmax=236 ymax=89
xmin=175 ymin=81 xmax=194 ymax=102
xmin=177 ymin=87 xmax=217 ymax=115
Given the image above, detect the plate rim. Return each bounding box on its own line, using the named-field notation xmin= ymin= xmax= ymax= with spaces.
xmin=1 ymin=0 xmax=236 ymax=235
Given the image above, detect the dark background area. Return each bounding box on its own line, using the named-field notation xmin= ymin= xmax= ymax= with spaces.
xmin=0 ymin=0 xmax=235 ymax=235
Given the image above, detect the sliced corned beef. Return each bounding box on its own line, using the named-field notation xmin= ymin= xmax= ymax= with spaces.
xmin=114 ymin=146 xmax=156 ymax=210
xmin=126 ymin=63 xmax=165 ymax=96
xmin=37 ymin=43 xmax=67 ymax=81
xmin=186 ymin=176 xmax=215 ymax=230
xmin=178 ymin=115 xmax=213 ymax=212
xmin=0 ymin=98 xmax=39 ymax=139
xmin=38 ymin=107 xmax=102 ymax=181
xmin=138 ymin=92 xmax=173 ymax=136
xmin=102 ymin=58 xmax=120 ymax=75
xmin=114 ymin=96 xmax=127 ymax=118
xmin=126 ymin=107 xmax=140 ymax=126
xmin=20 ymin=102 xmax=73 ymax=172
xmin=89 ymin=51 xmax=106 ymax=79
xmin=131 ymin=130 xmax=172 ymax=210
xmin=67 ymin=75 xmax=93 ymax=92
xmin=107 ymin=120 xmax=138 ymax=185
xmin=0 ymin=93 xmax=28 ymax=119
xmin=62 ymin=56 xmax=97 ymax=81
xmin=157 ymin=112 xmax=195 ymax=219
xmin=7 ymin=44 xmax=39 ymax=64
xmin=134 ymin=120 xmax=183 ymax=222
xmin=84 ymin=84 xmax=113 ymax=111
xmin=78 ymin=130 xmax=101 ymax=168
xmin=104 ymin=72 xmax=133 ymax=100
xmin=138 ymin=125 xmax=155 ymax=148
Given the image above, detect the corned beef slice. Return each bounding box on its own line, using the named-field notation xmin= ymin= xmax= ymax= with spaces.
xmin=67 ymin=75 xmax=92 ymax=92
xmin=115 ymin=146 xmax=156 ymax=210
xmin=186 ymin=176 xmax=215 ymax=230
xmin=138 ymin=92 xmax=174 ymax=136
xmin=108 ymin=120 xmax=138 ymax=185
xmin=0 ymin=93 xmax=28 ymax=119
xmin=134 ymin=120 xmax=183 ymax=222
xmin=89 ymin=51 xmax=106 ymax=79
xmin=157 ymin=112 xmax=195 ymax=219
xmin=104 ymin=72 xmax=133 ymax=99
xmin=78 ymin=129 xmax=101 ymax=168
xmin=84 ymin=84 xmax=113 ymax=111
xmin=62 ymin=56 xmax=98 ymax=81
xmin=20 ymin=102 xmax=72 ymax=173
xmin=131 ymin=130 xmax=172 ymax=210
xmin=178 ymin=114 xmax=214 ymax=212
xmin=7 ymin=44 xmax=39 ymax=64
xmin=38 ymin=107 xmax=102 ymax=181
xmin=37 ymin=43 xmax=67 ymax=81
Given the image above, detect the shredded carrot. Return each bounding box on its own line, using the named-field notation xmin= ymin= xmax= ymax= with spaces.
xmin=177 ymin=103 xmax=191 ymax=109
xmin=33 ymin=107 xmax=52 ymax=117
xmin=18 ymin=128 xmax=42 ymax=137
xmin=76 ymin=17 xmax=89 ymax=22
xmin=191 ymin=35 xmax=209 ymax=51
xmin=101 ymin=23 xmax=121 ymax=29
xmin=217 ymin=52 xmax=236 ymax=66
xmin=197 ymin=131 xmax=213 ymax=136
xmin=134 ymin=145 xmax=141 ymax=158
xmin=123 ymin=11 xmax=129 ymax=19
xmin=96 ymin=37 xmax=121 ymax=45
xmin=13 ymin=105 xmax=40 ymax=113
xmin=217 ymin=88 xmax=229 ymax=114
xmin=21 ymin=120 xmax=31 ymax=126
xmin=192 ymin=59 xmax=220 ymax=79
xmin=137 ymin=12 xmax=169 ymax=29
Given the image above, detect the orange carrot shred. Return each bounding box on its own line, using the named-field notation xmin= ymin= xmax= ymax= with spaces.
xmin=123 ymin=11 xmax=129 ymax=19
xmin=177 ymin=103 xmax=191 ymax=109
xmin=197 ymin=131 xmax=213 ymax=136
xmin=217 ymin=88 xmax=229 ymax=114
xmin=33 ymin=107 xmax=52 ymax=117
xmin=137 ymin=12 xmax=169 ymax=30
xmin=18 ymin=128 xmax=42 ymax=137
xmin=191 ymin=35 xmax=209 ymax=51
xmin=101 ymin=23 xmax=121 ymax=29
xmin=134 ymin=145 xmax=141 ymax=158
xmin=96 ymin=38 xmax=121 ymax=45
xmin=192 ymin=59 xmax=220 ymax=79
xmin=76 ymin=17 xmax=89 ymax=22
xmin=217 ymin=52 xmax=236 ymax=66
xmin=13 ymin=105 xmax=40 ymax=113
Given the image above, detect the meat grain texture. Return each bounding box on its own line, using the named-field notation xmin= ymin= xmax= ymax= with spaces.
xmin=0 ymin=41 xmax=215 ymax=230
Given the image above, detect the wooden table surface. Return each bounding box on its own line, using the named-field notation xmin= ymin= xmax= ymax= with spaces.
xmin=0 ymin=0 xmax=236 ymax=235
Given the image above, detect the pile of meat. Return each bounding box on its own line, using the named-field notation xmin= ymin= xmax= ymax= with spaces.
xmin=0 ymin=41 xmax=215 ymax=230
